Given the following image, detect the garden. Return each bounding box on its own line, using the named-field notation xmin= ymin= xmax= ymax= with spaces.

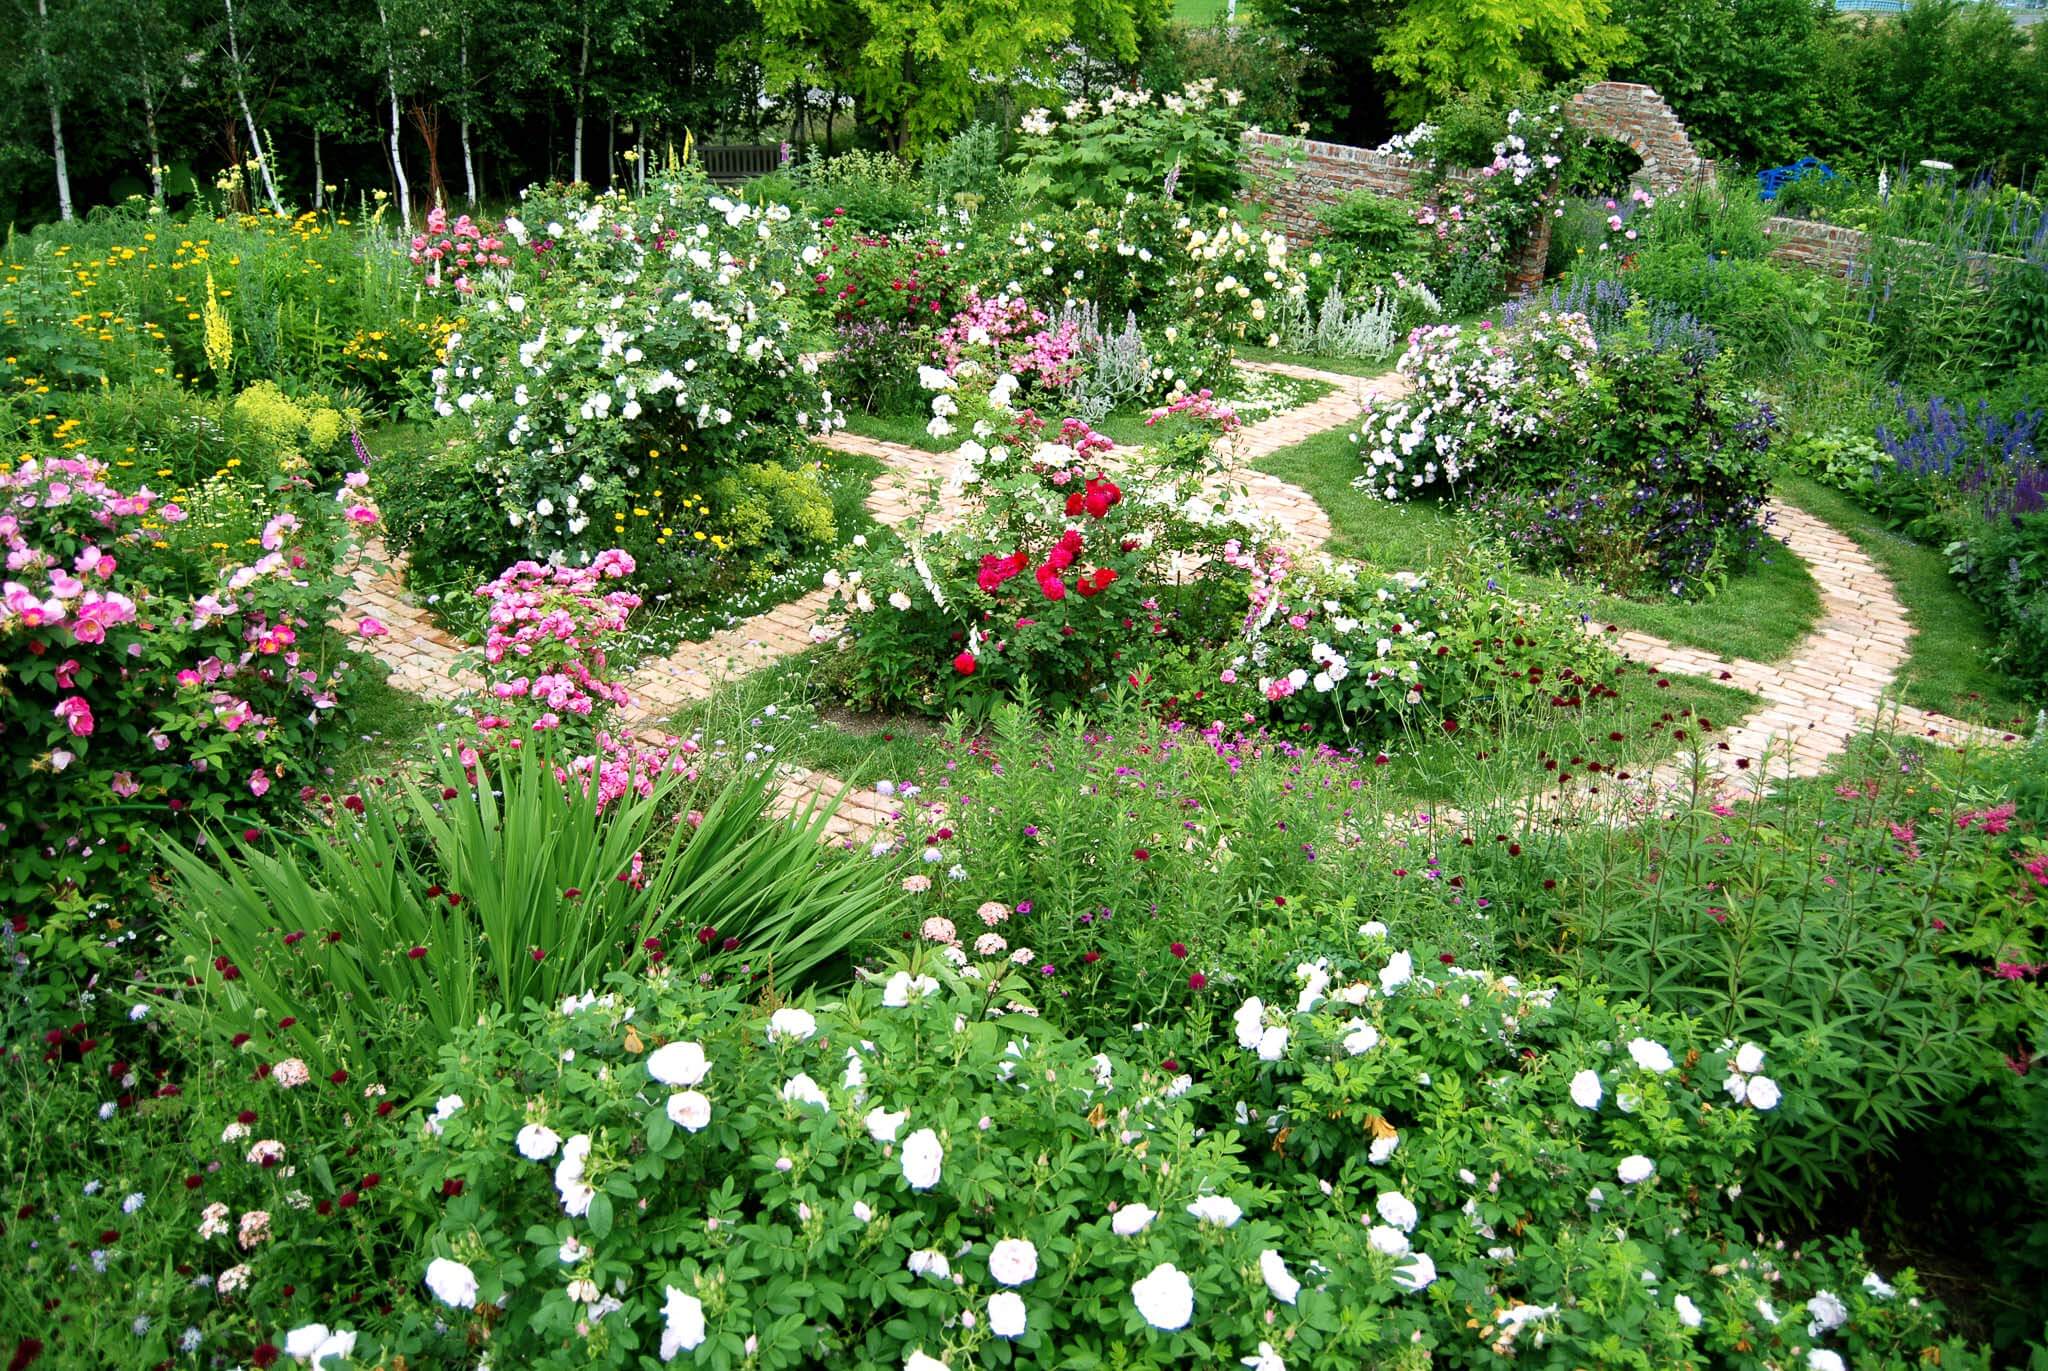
xmin=5 ymin=1 xmax=2048 ymax=1368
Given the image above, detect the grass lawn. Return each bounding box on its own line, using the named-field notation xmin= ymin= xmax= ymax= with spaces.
xmin=1779 ymin=476 xmax=2036 ymax=728
xmin=1171 ymin=0 xmax=1237 ymax=22
xmin=1236 ymin=344 xmax=1401 ymax=378
xmin=1255 ymin=427 xmax=1826 ymax=666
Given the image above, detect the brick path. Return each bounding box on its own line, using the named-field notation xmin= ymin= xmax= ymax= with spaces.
xmin=337 ymin=358 xmax=2013 ymax=842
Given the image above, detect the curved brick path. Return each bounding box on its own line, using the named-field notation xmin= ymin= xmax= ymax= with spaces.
xmin=337 ymin=358 xmax=2012 ymax=841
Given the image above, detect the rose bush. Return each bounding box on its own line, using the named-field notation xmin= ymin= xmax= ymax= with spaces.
xmin=0 ymin=451 xmax=371 ymax=909
xmin=420 ymin=178 xmax=843 ymax=605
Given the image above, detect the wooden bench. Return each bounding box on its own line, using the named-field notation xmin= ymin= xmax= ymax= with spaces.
xmin=701 ymin=144 xmax=784 ymax=185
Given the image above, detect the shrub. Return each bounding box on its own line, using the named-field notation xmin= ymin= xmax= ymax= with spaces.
xmin=1308 ymin=189 xmax=1430 ymax=293
xmin=792 ymin=149 xmax=931 ymax=233
xmin=390 ymin=939 xmax=1979 ymax=1368
xmin=1213 ymin=548 xmax=1613 ymax=740
xmin=0 ymin=453 xmax=370 ymax=912
xmin=919 ymin=123 xmax=1015 ymax=216
xmin=429 ymin=184 xmax=842 ymax=602
xmin=1011 ymin=80 xmax=1248 ymax=209
xmin=824 ymin=379 xmax=1248 ymax=715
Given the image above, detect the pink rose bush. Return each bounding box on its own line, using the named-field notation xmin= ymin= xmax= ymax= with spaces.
xmin=1 ymin=454 xmax=371 ymax=904
xmin=465 ymin=549 xmax=698 ymax=811
xmin=409 ymin=205 xmax=513 ymax=296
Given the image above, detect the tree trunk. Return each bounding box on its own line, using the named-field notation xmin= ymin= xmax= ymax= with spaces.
xmin=34 ymin=0 xmax=74 ymax=220
xmin=223 ymin=0 xmax=285 ymax=214
xmin=460 ymin=33 xmax=477 ymax=208
xmin=379 ymin=2 xmax=411 ymax=225
xmin=141 ymin=68 xmax=165 ymax=202
xmin=312 ymin=128 xmax=323 ymax=210
xmin=408 ymin=102 xmax=446 ymax=209
xmin=572 ymin=16 xmax=589 ymax=185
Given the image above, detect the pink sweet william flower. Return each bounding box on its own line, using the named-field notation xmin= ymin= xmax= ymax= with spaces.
xmin=54 ymin=695 xmax=94 ymax=737
xmin=357 ymin=617 xmax=389 ymax=639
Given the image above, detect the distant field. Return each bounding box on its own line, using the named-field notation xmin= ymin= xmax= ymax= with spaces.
xmin=1173 ymin=0 xmax=1239 ymax=23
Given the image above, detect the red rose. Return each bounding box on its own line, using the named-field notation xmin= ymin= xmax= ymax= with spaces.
xmin=953 ymin=651 xmax=977 ymax=675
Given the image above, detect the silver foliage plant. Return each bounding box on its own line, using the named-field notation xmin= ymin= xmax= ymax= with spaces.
xmin=1059 ymin=299 xmax=1151 ymax=423
xmin=1275 ymin=276 xmax=1439 ymax=360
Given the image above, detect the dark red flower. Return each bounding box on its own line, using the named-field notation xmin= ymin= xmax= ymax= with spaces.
xmin=251 ymin=1345 xmax=280 ymax=1369
xmin=1132 ymin=847 xmax=1150 ymax=862
xmin=338 ymin=1191 xmax=359 ymax=1209
xmin=1082 ymin=951 xmax=1101 ymax=964
xmin=9 ymin=1338 xmax=45 ymax=1371
xmin=1188 ymin=972 xmax=1207 ymax=990
xmin=407 ymin=946 xmax=427 ymax=960
xmin=237 ymin=1110 xmax=257 ymax=1125
xmin=953 ymin=651 xmax=977 ymax=676
xmin=441 ymin=1178 xmax=465 ymax=1198
xmin=329 ymin=1069 xmax=349 ymax=1085
xmin=375 ymin=1101 xmax=394 ymax=1118
xmin=531 ymin=948 xmax=547 ymax=963
xmin=277 ymin=1017 xmax=295 ymax=1028
xmin=1169 ymin=942 xmax=1188 ymax=959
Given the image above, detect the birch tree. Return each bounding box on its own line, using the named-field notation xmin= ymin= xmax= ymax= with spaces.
xmin=220 ymin=0 xmax=286 ymax=213
xmin=28 ymin=0 xmax=75 ymax=219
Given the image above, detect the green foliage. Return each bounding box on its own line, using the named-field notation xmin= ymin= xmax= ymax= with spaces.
xmin=1374 ymin=0 xmax=1630 ymax=126
xmin=1309 ymin=189 xmax=1431 ymax=291
xmin=918 ymin=123 xmax=1016 ymax=216
xmin=791 ymin=149 xmax=931 ymax=233
xmin=754 ymin=0 xmax=1144 ymax=150
xmin=1010 ymin=79 xmax=1249 ymax=209
xmin=157 ymin=747 xmax=903 ymax=1077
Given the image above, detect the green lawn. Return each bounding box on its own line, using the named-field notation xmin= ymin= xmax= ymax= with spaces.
xmin=1778 ymin=477 xmax=2036 ymax=728
xmin=1172 ymin=0 xmax=1237 ymax=23
xmin=1236 ymin=345 xmax=1401 ymax=378
xmin=1254 ymin=427 xmax=1825 ymax=666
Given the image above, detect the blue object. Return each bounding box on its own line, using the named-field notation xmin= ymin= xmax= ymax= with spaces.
xmin=1757 ymin=157 xmax=1835 ymax=202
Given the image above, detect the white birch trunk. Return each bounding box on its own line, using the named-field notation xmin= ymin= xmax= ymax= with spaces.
xmin=379 ymin=1 xmax=411 ymax=226
xmin=36 ymin=0 xmax=74 ymax=221
xmin=460 ymin=33 xmax=477 ymax=208
xmin=571 ymin=17 xmax=589 ymax=185
xmin=312 ymin=129 xmax=323 ymax=210
xmin=224 ymin=0 xmax=284 ymax=214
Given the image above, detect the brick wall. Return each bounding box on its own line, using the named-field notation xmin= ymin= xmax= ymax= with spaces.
xmin=1241 ymin=82 xmax=1890 ymax=284
xmin=1760 ymin=217 xmax=1868 ymax=275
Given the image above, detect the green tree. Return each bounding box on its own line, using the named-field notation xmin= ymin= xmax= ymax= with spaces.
xmin=1374 ymin=0 xmax=1628 ymax=126
xmin=1610 ymin=0 xmax=1832 ymax=167
xmin=754 ymin=0 xmax=1146 ymax=151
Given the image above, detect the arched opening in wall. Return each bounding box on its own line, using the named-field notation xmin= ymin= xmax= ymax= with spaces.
xmin=1545 ymin=137 xmax=1658 ymax=279
xmin=1565 ymin=136 xmax=1647 ymax=198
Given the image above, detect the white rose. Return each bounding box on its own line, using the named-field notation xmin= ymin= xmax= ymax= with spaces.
xmin=1627 ymin=1037 xmax=1674 ymax=1073
xmin=1393 ymin=1251 xmax=1437 ymax=1292
xmin=424 ymin=1257 xmax=479 ymax=1308
xmin=1675 ymin=1293 xmax=1703 ymax=1327
xmin=1186 ymin=1195 xmax=1242 ymax=1228
xmin=665 ymin=1091 xmax=712 ymax=1132
xmin=901 ymin=1127 xmax=944 ymax=1190
xmin=988 ymin=1237 xmax=1039 ymax=1286
xmin=1734 ymin=1042 xmax=1765 ymax=1074
xmin=1259 ymin=1249 xmax=1300 ymax=1305
xmin=987 ymin=1290 xmax=1027 ymax=1338
xmin=1375 ymin=1191 xmax=1418 ymax=1232
xmin=1111 ymin=1204 xmax=1156 ymax=1236
xmin=646 ymin=1041 xmax=710 ymax=1086
xmin=1569 ymin=1069 xmax=1603 ymax=1110
xmin=516 ymin=1124 xmax=561 ymax=1160
xmin=660 ymin=1285 xmax=707 ymax=1359
xmin=1379 ymin=950 xmax=1414 ymax=993
xmin=907 ymin=1248 xmax=952 ymax=1280
xmin=780 ymin=1074 xmax=829 ymax=1110
xmin=1744 ymin=1075 xmax=1781 ymax=1110
xmin=767 ymin=1007 xmax=817 ymax=1042
xmin=1617 ymin=1154 xmax=1656 ymax=1184
xmin=1131 ymin=1262 xmax=1194 ymax=1330
xmin=865 ymin=1106 xmax=908 ymax=1143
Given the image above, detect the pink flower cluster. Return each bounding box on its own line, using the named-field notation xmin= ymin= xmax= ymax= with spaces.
xmin=937 ymin=292 xmax=1084 ymax=388
xmin=475 ymin=551 xmax=641 ymax=733
xmin=1146 ymin=388 xmax=1241 ymax=434
xmin=409 ymin=206 xmax=512 ymax=295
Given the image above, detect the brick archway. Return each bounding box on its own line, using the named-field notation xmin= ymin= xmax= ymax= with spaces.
xmin=1563 ymin=82 xmax=1711 ymax=196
